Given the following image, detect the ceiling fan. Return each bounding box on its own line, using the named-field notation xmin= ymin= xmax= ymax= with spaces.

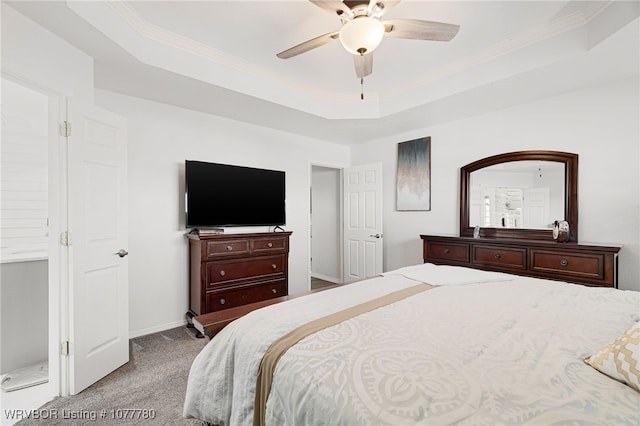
xmin=277 ymin=0 xmax=460 ymax=94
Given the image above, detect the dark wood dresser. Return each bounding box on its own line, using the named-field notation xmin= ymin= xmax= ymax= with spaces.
xmin=420 ymin=235 xmax=620 ymax=288
xmin=186 ymin=231 xmax=292 ymax=329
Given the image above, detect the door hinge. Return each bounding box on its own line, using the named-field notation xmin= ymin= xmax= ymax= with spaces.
xmin=60 ymin=231 xmax=72 ymax=246
xmin=59 ymin=121 xmax=71 ymax=137
xmin=61 ymin=341 xmax=70 ymax=356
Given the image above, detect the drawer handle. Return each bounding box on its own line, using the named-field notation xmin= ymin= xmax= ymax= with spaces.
xmin=444 ymin=248 xmax=451 ymax=254
xmin=220 ymin=270 xmax=225 ymax=276
xmin=271 ymin=264 xmax=277 ymax=269
xmin=268 ymin=242 xmax=273 ymax=248
xmin=271 ymin=288 xmax=277 ymax=294
xmin=494 ymin=253 xmax=501 ymax=259
xmin=560 ymin=259 xmax=569 ymax=267
xmin=219 ymin=298 xmax=225 ymax=305
xmin=226 ymin=245 xmax=233 ymax=251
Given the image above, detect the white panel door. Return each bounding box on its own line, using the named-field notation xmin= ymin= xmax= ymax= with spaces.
xmin=67 ymin=100 xmax=128 ymax=394
xmin=524 ymin=188 xmax=550 ymax=228
xmin=343 ymin=163 xmax=383 ymax=282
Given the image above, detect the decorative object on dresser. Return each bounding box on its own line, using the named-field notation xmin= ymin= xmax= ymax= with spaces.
xmin=186 ymin=231 xmax=292 ymax=337
xmin=552 ymin=220 xmax=570 ymax=242
xmin=423 ymin=150 xmax=621 ymax=288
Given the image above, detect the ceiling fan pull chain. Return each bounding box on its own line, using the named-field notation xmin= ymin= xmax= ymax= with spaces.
xmin=360 ymin=77 xmax=364 ymax=100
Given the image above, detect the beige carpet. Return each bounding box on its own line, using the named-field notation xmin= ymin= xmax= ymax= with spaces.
xmin=17 ymin=326 xmax=207 ymax=425
xmin=310 ymin=277 xmax=335 ymax=290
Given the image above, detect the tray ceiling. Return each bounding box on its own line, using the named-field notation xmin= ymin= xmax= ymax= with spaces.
xmin=6 ymin=1 xmax=639 ymax=144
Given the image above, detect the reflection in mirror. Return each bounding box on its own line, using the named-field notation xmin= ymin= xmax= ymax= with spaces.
xmin=469 ymin=161 xmax=565 ymax=229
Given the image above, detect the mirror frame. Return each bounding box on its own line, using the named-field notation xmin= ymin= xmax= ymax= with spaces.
xmin=460 ymin=150 xmax=578 ymax=242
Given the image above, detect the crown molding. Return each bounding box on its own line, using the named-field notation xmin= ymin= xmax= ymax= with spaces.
xmin=580 ymin=0 xmax=613 ymax=21
xmin=106 ymin=1 xmax=257 ymax=76
xmin=103 ymin=1 xmax=342 ymax=99
xmin=381 ymin=3 xmax=611 ymax=100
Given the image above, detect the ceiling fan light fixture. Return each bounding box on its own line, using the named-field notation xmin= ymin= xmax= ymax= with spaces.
xmin=339 ymin=16 xmax=385 ymax=55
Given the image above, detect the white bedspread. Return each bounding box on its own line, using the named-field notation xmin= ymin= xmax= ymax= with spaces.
xmin=183 ymin=273 xmax=425 ymax=425
xmin=184 ymin=264 xmax=640 ymax=425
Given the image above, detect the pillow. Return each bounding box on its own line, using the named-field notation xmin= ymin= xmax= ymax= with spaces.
xmin=381 ymin=263 xmax=514 ymax=286
xmin=585 ymin=321 xmax=640 ymax=392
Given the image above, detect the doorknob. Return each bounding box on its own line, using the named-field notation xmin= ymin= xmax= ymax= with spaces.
xmin=116 ymin=249 xmax=129 ymax=258
xmin=369 ymin=233 xmax=382 ymax=239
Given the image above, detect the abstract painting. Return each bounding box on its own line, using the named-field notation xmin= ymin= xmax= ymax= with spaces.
xmin=396 ymin=137 xmax=431 ymax=211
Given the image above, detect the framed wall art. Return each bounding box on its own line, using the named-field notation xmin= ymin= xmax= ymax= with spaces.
xmin=396 ymin=137 xmax=431 ymax=211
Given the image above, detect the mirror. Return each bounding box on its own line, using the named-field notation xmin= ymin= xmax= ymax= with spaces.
xmin=460 ymin=151 xmax=578 ymax=241
xmin=469 ymin=161 xmax=565 ymax=229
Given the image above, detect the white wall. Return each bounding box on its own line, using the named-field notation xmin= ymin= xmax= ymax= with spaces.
xmin=351 ymin=77 xmax=640 ymax=291
xmin=311 ymin=166 xmax=341 ymax=282
xmin=95 ymin=90 xmax=350 ymax=336
xmin=1 ymin=4 xmax=94 ymax=102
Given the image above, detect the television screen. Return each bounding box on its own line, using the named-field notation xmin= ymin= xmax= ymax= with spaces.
xmin=185 ymin=160 xmax=286 ymax=228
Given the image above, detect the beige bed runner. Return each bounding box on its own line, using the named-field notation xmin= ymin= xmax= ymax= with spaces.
xmin=253 ymin=283 xmax=435 ymax=426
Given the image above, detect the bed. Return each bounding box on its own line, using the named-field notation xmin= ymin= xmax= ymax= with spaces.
xmin=183 ymin=263 xmax=640 ymax=425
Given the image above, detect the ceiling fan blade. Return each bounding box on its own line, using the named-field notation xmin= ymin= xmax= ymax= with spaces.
xmin=309 ymin=0 xmax=351 ymax=16
xmin=353 ymin=53 xmax=373 ymax=78
xmin=384 ymin=18 xmax=460 ymax=41
xmin=277 ymin=32 xmax=340 ymax=59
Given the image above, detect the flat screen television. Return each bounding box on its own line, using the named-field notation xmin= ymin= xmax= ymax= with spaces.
xmin=185 ymin=160 xmax=286 ymax=228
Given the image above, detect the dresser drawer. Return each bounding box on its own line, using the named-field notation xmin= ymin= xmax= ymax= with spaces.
xmin=206 ymin=239 xmax=250 ymax=258
xmin=206 ymin=279 xmax=285 ymax=311
xmin=530 ymin=250 xmax=604 ymax=280
xmin=206 ymin=255 xmax=284 ymax=286
xmin=252 ymin=236 xmax=288 ymax=254
xmin=472 ymin=245 xmax=526 ymax=270
xmin=427 ymin=242 xmax=469 ymax=263
xmin=420 ymin=235 xmax=619 ymax=289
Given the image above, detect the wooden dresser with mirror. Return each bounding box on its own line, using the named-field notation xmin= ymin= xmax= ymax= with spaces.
xmin=421 ymin=151 xmax=620 ymax=288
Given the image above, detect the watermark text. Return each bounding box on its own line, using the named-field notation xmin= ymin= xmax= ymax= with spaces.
xmin=3 ymin=408 xmax=156 ymax=421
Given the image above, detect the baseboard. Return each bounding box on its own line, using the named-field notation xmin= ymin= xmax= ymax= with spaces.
xmin=310 ymin=272 xmax=342 ymax=284
xmin=128 ymin=319 xmax=187 ymax=339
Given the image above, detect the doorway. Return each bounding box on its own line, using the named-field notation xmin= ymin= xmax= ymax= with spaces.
xmin=342 ymin=162 xmax=384 ymax=281
xmin=310 ymin=165 xmax=342 ymax=289
xmin=0 ymin=76 xmax=59 ymax=421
